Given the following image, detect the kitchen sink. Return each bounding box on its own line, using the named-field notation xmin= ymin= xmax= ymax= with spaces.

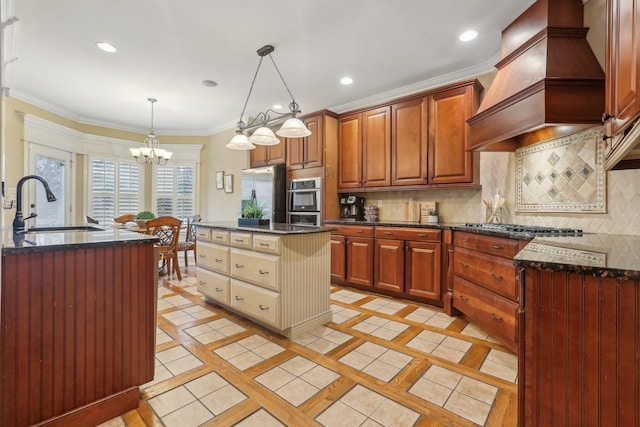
xmin=24 ymin=225 xmax=104 ymax=233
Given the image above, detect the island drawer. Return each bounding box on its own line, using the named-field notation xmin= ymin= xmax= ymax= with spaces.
xmin=453 ymin=276 xmax=518 ymax=346
xmin=230 ymin=232 xmax=252 ymax=248
xmin=332 ymin=225 xmax=373 ymax=237
xmin=454 ymin=231 xmax=521 ymax=258
xmin=454 ymin=247 xmax=519 ymax=300
xmin=375 ymin=227 xmax=440 ymax=242
xmin=196 ymin=227 xmax=212 ymax=242
xmin=197 ymin=268 xmax=230 ymax=305
xmin=253 ymin=234 xmax=281 ymax=254
xmin=230 ymin=248 xmax=280 ymax=291
xmin=210 ymin=230 xmax=230 ymax=245
xmin=231 ymin=279 xmax=280 ymax=327
xmin=197 ymin=242 xmax=230 ymax=274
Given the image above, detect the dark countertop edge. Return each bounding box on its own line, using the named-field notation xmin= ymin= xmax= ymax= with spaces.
xmin=2 ymin=236 xmax=158 ymax=255
xmin=198 ymin=221 xmax=334 ymax=235
xmin=513 ymin=259 xmax=640 ymax=281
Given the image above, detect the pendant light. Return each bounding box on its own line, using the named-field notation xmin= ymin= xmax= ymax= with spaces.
xmin=130 ymin=98 xmax=173 ymax=165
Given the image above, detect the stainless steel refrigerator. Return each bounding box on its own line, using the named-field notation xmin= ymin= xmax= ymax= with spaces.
xmin=240 ymin=163 xmax=287 ymax=223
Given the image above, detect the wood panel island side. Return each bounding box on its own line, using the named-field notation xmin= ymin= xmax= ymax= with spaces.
xmin=195 ymin=222 xmax=333 ymax=339
xmin=1 ymin=228 xmax=158 ymax=427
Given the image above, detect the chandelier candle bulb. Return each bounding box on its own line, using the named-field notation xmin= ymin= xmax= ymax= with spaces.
xmin=130 ymin=98 xmax=173 ymax=165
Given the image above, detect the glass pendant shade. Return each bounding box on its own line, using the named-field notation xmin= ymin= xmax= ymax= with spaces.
xmin=249 ymin=126 xmax=280 ymax=145
xmin=276 ymin=117 xmax=311 ymax=138
xmin=226 ymin=133 xmax=256 ymax=150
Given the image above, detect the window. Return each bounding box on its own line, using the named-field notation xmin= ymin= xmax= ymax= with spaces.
xmin=154 ymin=163 xmax=195 ymax=220
xmin=90 ymin=158 xmax=142 ymax=224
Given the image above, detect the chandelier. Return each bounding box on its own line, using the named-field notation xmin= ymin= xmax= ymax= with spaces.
xmin=227 ymin=44 xmax=312 ymax=150
xmin=130 ymin=98 xmax=173 ymax=165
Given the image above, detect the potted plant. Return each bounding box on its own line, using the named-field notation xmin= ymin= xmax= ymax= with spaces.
xmin=135 ymin=211 xmax=156 ymax=228
xmin=427 ymin=209 xmax=439 ymax=224
xmin=238 ymin=199 xmax=269 ymax=226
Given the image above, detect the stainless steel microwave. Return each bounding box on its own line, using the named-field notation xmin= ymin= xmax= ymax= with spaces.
xmin=288 ymin=177 xmax=321 ymax=213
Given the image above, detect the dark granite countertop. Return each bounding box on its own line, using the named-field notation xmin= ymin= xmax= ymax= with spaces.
xmin=2 ymin=226 xmax=158 ymax=254
xmin=198 ymin=221 xmax=334 ymax=235
xmin=514 ymin=233 xmax=640 ymax=280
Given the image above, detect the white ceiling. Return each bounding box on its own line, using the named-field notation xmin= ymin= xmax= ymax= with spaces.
xmin=5 ymin=0 xmax=535 ymax=136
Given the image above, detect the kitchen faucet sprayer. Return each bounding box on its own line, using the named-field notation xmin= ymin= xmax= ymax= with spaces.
xmin=12 ymin=175 xmax=57 ymax=232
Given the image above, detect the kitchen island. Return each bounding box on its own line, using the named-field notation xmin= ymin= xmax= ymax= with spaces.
xmin=195 ymin=222 xmax=333 ymax=339
xmin=514 ymin=233 xmax=640 ymax=427
xmin=1 ymin=227 xmax=158 ymax=427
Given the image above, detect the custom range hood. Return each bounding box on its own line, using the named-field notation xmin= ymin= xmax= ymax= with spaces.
xmin=468 ymin=0 xmax=605 ymax=151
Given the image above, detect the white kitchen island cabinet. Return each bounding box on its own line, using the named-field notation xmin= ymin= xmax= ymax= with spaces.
xmin=195 ymin=222 xmax=333 ymax=338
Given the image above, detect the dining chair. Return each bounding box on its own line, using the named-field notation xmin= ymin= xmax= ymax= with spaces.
xmin=177 ymin=214 xmax=201 ymax=266
xmin=85 ymin=215 xmax=99 ymax=224
xmin=145 ymin=216 xmax=182 ymax=281
xmin=114 ymin=213 xmax=136 ymax=224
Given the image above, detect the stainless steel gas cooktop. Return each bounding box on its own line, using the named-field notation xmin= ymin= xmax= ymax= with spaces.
xmin=464 ymin=223 xmax=583 ymax=235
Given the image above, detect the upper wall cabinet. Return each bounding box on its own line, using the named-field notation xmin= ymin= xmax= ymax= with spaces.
xmin=337 ymin=79 xmax=482 ymax=191
xmin=286 ymin=114 xmax=324 ymax=170
xmin=249 ymin=135 xmax=286 ymax=168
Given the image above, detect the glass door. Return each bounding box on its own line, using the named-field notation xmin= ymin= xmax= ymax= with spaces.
xmin=27 ymin=144 xmax=73 ymax=226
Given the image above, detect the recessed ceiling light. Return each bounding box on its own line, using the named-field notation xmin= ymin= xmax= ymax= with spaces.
xmin=95 ymin=42 xmax=117 ymax=53
xmin=272 ymin=104 xmax=283 ymax=110
xmin=340 ymin=77 xmax=354 ymax=85
xmin=202 ymin=79 xmax=218 ymax=87
xmin=459 ymin=30 xmax=478 ymax=42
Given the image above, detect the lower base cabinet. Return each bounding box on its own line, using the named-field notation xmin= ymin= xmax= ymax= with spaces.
xmin=330 ymin=225 xmax=374 ymax=287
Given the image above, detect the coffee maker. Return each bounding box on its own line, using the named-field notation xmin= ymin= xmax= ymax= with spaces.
xmin=339 ymin=195 xmax=365 ymax=221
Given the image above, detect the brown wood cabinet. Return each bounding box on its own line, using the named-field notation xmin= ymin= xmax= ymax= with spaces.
xmin=287 ymin=114 xmax=324 ymax=169
xmin=330 ymin=234 xmax=346 ymax=282
xmin=448 ymin=231 xmax=527 ymax=353
xmin=250 ymin=134 xmax=286 ymax=167
xmin=373 ymin=227 xmax=441 ymax=301
xmin=519 ymin=270 xmax=640 ymax=426
xmin=337 ymin=79 xmax=481 ymax=191
xmin=330 ymin=225 xmax=373 ymax=287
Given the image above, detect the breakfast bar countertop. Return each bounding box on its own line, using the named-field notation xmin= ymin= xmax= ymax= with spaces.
xmin=197 ymin=221 xmax=335 ymax=235
xmin=513 ymin=233 xmax=640 ymax=280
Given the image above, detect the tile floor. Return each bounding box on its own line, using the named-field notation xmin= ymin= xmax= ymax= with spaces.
xmin=100 ymin=257 xmax=518 ymax=427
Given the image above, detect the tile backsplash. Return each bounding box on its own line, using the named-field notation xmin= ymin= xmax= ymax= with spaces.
xmin=361 ymin=146 xmax=640 ymax=235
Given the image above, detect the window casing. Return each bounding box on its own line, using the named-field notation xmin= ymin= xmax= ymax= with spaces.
xmin=153 ymin=163 xmax=196 ymax=220
xmin=89 ymin=158 xmax=143 ymax=224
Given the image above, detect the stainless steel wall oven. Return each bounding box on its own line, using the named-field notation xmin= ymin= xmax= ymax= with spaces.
xmin=288 ymin=177 xmax=321 ymax=226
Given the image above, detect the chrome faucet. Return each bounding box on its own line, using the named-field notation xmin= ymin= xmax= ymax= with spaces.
xmin=13 ymin=175 xmax=57 ymax=232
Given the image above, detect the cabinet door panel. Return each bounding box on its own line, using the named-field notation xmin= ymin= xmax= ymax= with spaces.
xmin=392 ymin=97 xmax=428 ymax=186
xmin=363 ymin=107 xmax=391 ymax=187
xmin=331 ymin=234 xmax=346 ymax=282
xmin=267 ymin=135 xmax=286 ymax=165
xmin=287 ymin=137 xmax=304 ymax=169
xmin=374 ymin=238 xmax=404 ymax=292
xmin=428 ymin=86 xmax=473 ymax=184
xmin=346 ymin=236 xmax=373 ymax=287
xmin=406 ymin=241 xmax=441 ymax=300
xmin=338 ymin=113 xmax=363 ymax=188
xmin=305 ymin=115 xmax=323 ymax=168
xmin=250 ymin=144 xmax=268 ymax=168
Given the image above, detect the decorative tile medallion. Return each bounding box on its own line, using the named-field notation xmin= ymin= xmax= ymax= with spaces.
xmin=516 ymin=127 xmax=606 ymax=213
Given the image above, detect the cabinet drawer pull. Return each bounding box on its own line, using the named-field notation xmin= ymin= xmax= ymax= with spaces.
xmin=491 ymin=313 xmax=503 ymax=322
xmin=215 ymin=236 xmax=224 ymax=240
xmin=356 ymin=230 xmax=364 ymax=233
xmin=259 ymin=269 xmax=269 ymax=275
xmin=215 ymin=287 xmax=223 ymax=293
xmin=259 ymin=304 xmax=269 ymax=311
xmin=459 ymin=295 xmax=469 ymax=302
xmin=235 ymin=263 xmax=244 ymax=268
xmin=234 ymin=239 xmax=244 ymax=243
xmin=235 ymin=295 xmax=244 ymax=301
xmin=198 ymin=280 xmax=206 ymax=285
xmin=461 ymin=239 xmax=470 ymax=243
xmin=215 ymin=258 xmax=223 ymax=263
xmin=259 ymin=243 xmax=269 ymax=247
xmin=384 ymin=231 xmax=393 ymax=235
xmin=491 ymin=244 xmax=504 ymax=250
xmin=459 ymin=262 xmax=469 ymax=268
xmin=491 ymin=273 xmax=503 ymax=281
xmin=417 ymin=233 xmax=427 ymax=237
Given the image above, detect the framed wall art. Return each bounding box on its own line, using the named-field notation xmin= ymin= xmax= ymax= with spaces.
xmin=216 ymin=171 xmax=224 ymax=189
xmin=224 ymin=174 xmax=233 ymax=193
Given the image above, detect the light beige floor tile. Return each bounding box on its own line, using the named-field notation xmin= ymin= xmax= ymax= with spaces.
xmin=324 ymin=330 xmax=352 ymax=344
xmin=362 ymin=359 xmax=400 ymax=382
xmin=163 ymin=295 xmax=192 ymax=307
xmin=156 ymin=345 xmax=190 ymax=364
xmin=361 ymin=419 xmax=384 ymax=427
xmin=307 ymin=338 xmax=339 ymax=354
xmin=300 ymin=365 xmax=340 ymax=389
xmin=97 ymin=416 xmax=125 ymax=427
xmin=214 ymin=342 xmax=246 ymax=360
xmin=377 ymin=306 xmax=401 ymax=315
xmin=444 ymin=391 xmax=492 ymax=425
xmin=228 ymin=351 xmax=263 ymax=370
xmin=365 ymin=316 xmax=390 ymax=327
xmin=234 ymin=409 xmax=285 ymax=427
xmin=280 ymin=356 xmax=316 ymax=376
xmin=371 ymin=327 xmax=402 ymax=341
xmin=148 ymin=386 xmax=196 ymax=418
xmin=456 ymin=376 xmax=498 ymax=405
xmin=353 ymin=322 xmax=379 ymax=334
xmin=184 ymin=324 xmax=212 ymax=336
xmin=384 ymin=320 xmax=410 ymax=332
xmin=194 ymin=330 xmax=225 ymax=345
xmin=406 ymin=338 xmax=438 ymax=353
xmin=237 ymin=334 xmax=269 ymax=349
xmin=219 ymin=323 xmax=246 ymax=336
xmin=339 ymin=350 xmax=375 ymax=370
xmin=432 ymin=344 xmax=465 ymax=363
xmin=378 ymin=349 xmax=413 ymax=369
xmin=142 ymin=365 xmax=173 ymax=388
xmin=161 ymin=400 xmax=213 ymax=427
xmin=487 ymin=348 xmax=518 ymax=368
xmin=165 ymin=354 xmax=203 ymax=375
xmin=184 ymin=372 xmax=229 ymax=398
xmin=252 ymin=342 xmax=285 ymax=359
xmin=275 ymin=378 xmax=319 ymax=406
xmin=316 ymin=401 xmax=367 ymax=427
xmin=255 ymin=367 xmax=296 ymax=390
xmin=208 ymin=318 xmax=234 ymax=329
xmin=156 ymin=331 xmax=173 ymax=345
xmin=409 ymin=378 xmax=452 ymax=406
xmin=341 ymin=385 xmax=386 ymax=416
xmin=292 ymin=333 xmax=317 ymax=346
xmin=424 ymin=365 xmax=462 ymax=389
xmin=426 ymin=312 xmax=456 ymax=329
xmin=370 ymin=398 xmax=420 ymax=427
xmin=357 ymin=342 xmax=388 ymax=358
xmin=163 ymin=313 xmax=196 ymax=325
xmin=480 ymin=358 xmax=518 ymax=383
xmin=416 ymin=329 xmax=447 ymax=344
xmin=441 ymin=336 xmax=473 ymax=352
xmin=199 ymin=384 xmax=247 ymax=415
xmin=460 ymin=322 xmax=490 ymax=339
xmin=309 ymin=325 xmax=335 ymax=337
